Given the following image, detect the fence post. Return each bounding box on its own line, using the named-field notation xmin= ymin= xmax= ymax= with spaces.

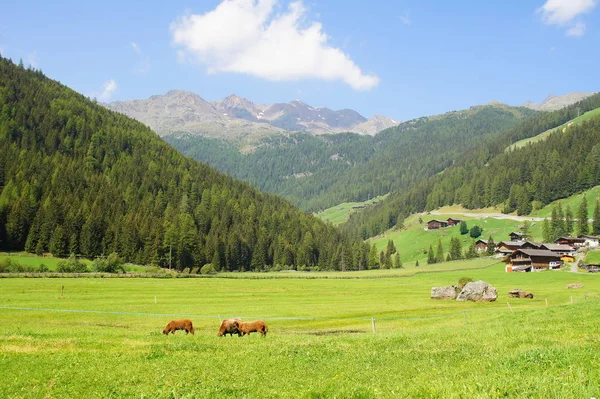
xmin=570 ymin=296 xmax=573 ymax=304
xmin=371 ymin=317 xmax=376 ymax=334
xmin=507 ymin=302 xmax=513 ymax=313
xmin=545 ymin=298 xmax=548 ymax=307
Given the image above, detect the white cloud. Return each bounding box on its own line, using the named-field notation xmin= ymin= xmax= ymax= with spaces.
xmin=538 ymin=0 xmax=597 ymax=24
xmin=170 ymin=0 xmax=379 ymax=91
xmin=130 ymin=42 xmax=150 ymax=74
xmin=538 ymin=0 xmax=597 ymax=36
xmin=130 ymin=42 xmax=141 ymax=54
xmin=399 ymin=12 xmax=411 ymax=26
xmin=94 ymin=79 xmax=118 ymax=102
xmin=566 ymin=21 xmax=587 ymax=36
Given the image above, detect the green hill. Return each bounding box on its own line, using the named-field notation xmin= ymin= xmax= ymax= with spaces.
xmin=0 ymin=57 xmax=366 ymax=271
xmin=343 ymin=93 xmax=600 ymax=239
xmin=166 ymin=104 xmax=535 ymax=212
xmin=507 ymin=107 xmax=600 ymax=151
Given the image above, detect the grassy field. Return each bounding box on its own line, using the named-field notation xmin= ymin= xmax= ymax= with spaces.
xmin=369 ymin=212 xmax=534 ymax=264
xmin=0 ymin=252 xmax=150 ymax=273
xmin=584 ymin=249 xmax=600 ymax=264
xmin=316 ymin=195 xmax=387 ymax=226
xmin=506 ymin=107 xmax=600 ymax=152
xmin=1 ymin=264 xmax=599 ymax=398
xmin=532 ymin=185 xmax=600 ymax=219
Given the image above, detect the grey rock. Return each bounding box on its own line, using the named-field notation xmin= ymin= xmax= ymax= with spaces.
xmin=456 ymin=280 xmax=497 ymax=302
xmin=431 ymin=285 xmax=459 ymax=300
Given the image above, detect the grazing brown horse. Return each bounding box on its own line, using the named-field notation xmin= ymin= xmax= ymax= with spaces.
xmin=238 ymin=320 xmax=268 ymax=337
xmin=163 ymin=319 xmax=195 ymax=335
xmin=217 ymin=318 xmax=242 ymax=337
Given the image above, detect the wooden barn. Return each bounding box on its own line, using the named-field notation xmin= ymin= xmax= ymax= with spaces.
xmin=509 ymin=232 xmax=524 ymax=241
xmin=427 ymin=219 xmax=448 ymax=230
xmin=555 ymin=236 xmax=585 ymax=248
xmin=505 ymin=249 xmax=563 ymax=272
xmin=447 ymin=218 xmax=462 ymax=226
xmin=475 ymin=239 xmax=489 ymax=253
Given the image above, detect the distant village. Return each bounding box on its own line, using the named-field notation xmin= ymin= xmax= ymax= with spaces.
xmin=426 ymin=218 xmax=600 ymax=273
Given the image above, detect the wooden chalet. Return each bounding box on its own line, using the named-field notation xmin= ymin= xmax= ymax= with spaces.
xmin=447 ymin=218 xmax=462 ymax=226
xmin=509 ymin=232 xmax=523 ymax=241
xmin=505 ymin=249 xmax=563 ymax=272
xmin=475 ymin=239 xmax=488 ymax=253
xmin=427 ymin=219 xmax=448 ymax=230
xmin=580 ymin=235 xmax=600 ymax=248
xmin=539 ymin=243 xmax=575 ymax=256
xmin=555 ymin=236 xmax=585 ymax=248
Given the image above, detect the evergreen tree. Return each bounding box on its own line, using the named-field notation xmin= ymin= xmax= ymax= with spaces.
xmin=415 ymin=259 xmax=419 ymax=267
xmin=486 ymin=236 xmax=496 ymax=256
xmin=368 ymin=243 xmax=379 ymax=269
xmin=449 ymin=237 xmax=462 ymax=260
xmin=459 ymin=221 xmax=468 ymax=235
xmin=394 ymin=252 xmax=402 ymax=268
xmin=435 ymin=239 xmax=444 ymax=263
xmin=577 ymin=197 xmax=589 ymax=236
xmin=593 ymin=199 xmax=600 ymax=236
xmin=465 ymin=241 xmax=478 ymax=259
xmin=427 ymin=244 xmax=436 ymax=264
xmin=542 ymin=218 xmax=553 ymax=243
xmin=385 ymin=239 xmax=397 ymax=256
xmin=469 ymin=225 xmax=482 ymax=238
xmin=565 ymin=205 xmax=574 ymax=236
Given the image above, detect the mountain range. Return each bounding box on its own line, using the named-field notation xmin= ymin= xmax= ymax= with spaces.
xmin=522 ymin=92 xmax=596 ymax=111
xmin=106 ymin=90 xmax=398 ymax=140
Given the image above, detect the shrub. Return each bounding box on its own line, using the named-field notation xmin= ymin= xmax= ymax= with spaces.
xmin=92 ymin=253 xmax=124 ymax=273
xmin=200 ymin=264 xmax=217 ymax=275
xmin=57 ymin=254 xmax=88 ymax=273
xmin=37 ymin=263 xmax=49 ymax=273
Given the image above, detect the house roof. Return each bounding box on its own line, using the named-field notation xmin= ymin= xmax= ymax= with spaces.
xmin=580 ymin=235 xmax=600 ymax=240
xmin=426 ymin=219 xmax=447 ymax=224
xmin=540 ymin=243 xmax=574 ymax=251
xmin=509 ymin=232 xmax=523 ymax=236
xmin=556 ymin=236 xmax=585 ymax=242
xmin=512 ymin=249 xmax=562 ymax=258
xmin=498 ymin=240 xmax=525 ymax=247
xmin=475 ymin=239 xmax=488 ymax=245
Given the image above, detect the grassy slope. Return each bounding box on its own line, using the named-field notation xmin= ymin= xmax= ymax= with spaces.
xmin=315 ymin=195 xmax=387 ymax=226
xmin=531 ymin=185 xmax=600 ymax=218
xmin=507 ymin=107 xmax=600 ymax=151
xmin=369 ymin=185 xmax=600 ymax=264
xmin=1 ymin=268 xmax=599 ymax=398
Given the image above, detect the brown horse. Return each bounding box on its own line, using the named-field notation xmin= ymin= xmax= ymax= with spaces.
xmin=217 ymin=318 xmax=242 ymax=337
xmin=238 ymin=320 xmax=268 ymax=337
xmin=163 ymin=319 xmax=195 ymax=335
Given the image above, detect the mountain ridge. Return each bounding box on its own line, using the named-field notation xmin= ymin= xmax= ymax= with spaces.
xmin=106 ymin=90 xmax=399 ymax=139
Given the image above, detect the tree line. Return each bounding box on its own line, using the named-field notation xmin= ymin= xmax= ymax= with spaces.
xmin=0 ymin=56 xmax=369 ymax=272
xmin=166 ymin=104 xmax=535 ymax=212
xmin=342 ymin=93 xmax=600 ymax=239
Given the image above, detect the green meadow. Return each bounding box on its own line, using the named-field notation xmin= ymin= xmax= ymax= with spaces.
xmin=316 ymin=195 xmax=387 ymax=226
xmin=506 ymin=107 xmax=600 ymax=152
xmin=369 ymin=211 xmax=533 ymax=264
xmin=1 ymin=264 xmax=599 ymax=398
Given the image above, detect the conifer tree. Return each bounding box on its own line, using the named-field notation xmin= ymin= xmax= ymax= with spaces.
xmin=565 ymin=205 xmax=574 ymax=236
xmin=577 ymin=197 xmax=589 ymax=236
xmin=394 ymin=252 xmax=402 ymax=268
xmin=593 ymin=199 xmax=600 ymax=236
xmin=542 ymin=218 xmax=553 ymax=243
xmin=486 ymin=236 xmax=496 ymax=256
xmin=427 ymin=244 xmax=436 ymax=264
xmin=435 ymin=239 xmax=444 ymax=263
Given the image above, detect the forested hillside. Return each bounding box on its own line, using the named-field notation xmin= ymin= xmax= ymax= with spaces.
xmin=0 ymin=57 xmax=369 ymax=271
xmin=343 ymin=93 xmax=600 ymax=239
xmin=167 ymin=104 xmax=536 ymax=211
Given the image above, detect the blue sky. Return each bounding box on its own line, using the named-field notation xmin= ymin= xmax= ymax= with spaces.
xmin=1 ymin=0 xmax=598 ymax=121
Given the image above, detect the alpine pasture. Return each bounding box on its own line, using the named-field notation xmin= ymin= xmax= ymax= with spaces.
xmin=1 ymin=263 xmax=599 ymax=398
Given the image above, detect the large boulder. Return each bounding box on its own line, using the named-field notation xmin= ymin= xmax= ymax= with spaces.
xmin=566 ymin=283 xmax=583 ymax=289
xmin=431 ymin=285 xmax=459 ymax=300
xmin=508 ymin=289 xmax=534 ymax=299
xmin=456 ymin=280 xmax=497 ymax=302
